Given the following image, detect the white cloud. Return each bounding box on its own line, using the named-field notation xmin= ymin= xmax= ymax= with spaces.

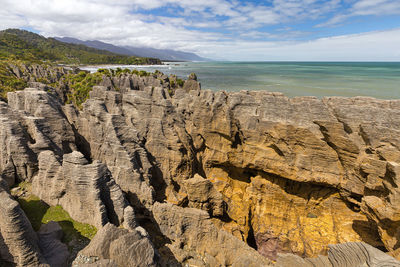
xmin=206 ymin=28 xmax=400 ymax=61
xmin=319 ymin=0 xmax=400 ymax=27
xmin=0 ymin=0 xmax=398 ymax=61
xmin=353 ymin=0 xmax=400 ymax=15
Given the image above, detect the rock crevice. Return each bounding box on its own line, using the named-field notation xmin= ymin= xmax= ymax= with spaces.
xmin=0 ymin=67 xmax=399 ymax=266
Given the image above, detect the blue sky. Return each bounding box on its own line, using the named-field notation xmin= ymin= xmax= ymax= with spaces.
xmin=1 ymin=0 xmax=400 ymax=61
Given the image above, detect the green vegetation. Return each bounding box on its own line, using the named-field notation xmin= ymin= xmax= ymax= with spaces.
xmin=0 ymin=28 xmax=168 ymax=103
xmin=0 ymin=57 xmax=169 ymax=107
xmin=176 ymin=78 xmax=184 ymax=87
xmin=18 ymin=194 xmax=97 ymax=244
xmin=42 ymin=205 xmax=97 ymax=241
xmin=131 ymin=69 xmax=151 ymax=77
xmin=62 ymin=68 xmax=153 ymax=108
xmin=63 ymin=71 xmax=104 ymax=107
xmin=0 ymin=29 xmax=161 ymax=65
xmin=0 ymin=60 xmax=27 ymax=100
xmin=169 ymin=77 xmax=184 ymax=88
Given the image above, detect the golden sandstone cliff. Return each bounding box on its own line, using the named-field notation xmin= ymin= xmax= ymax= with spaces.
xmin=0 ymin=65 xmax=399 ymax=266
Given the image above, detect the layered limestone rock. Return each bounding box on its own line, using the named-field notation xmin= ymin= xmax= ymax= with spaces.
xmin=5 ymin=62 xmax=81 ymax=103
xmin=152 ymin=202 xmax=272 ymax=267
xmin=169 ymin=91 xmax=400 ymax=259
xmin=0 ymin=178 xmax=48 ymax=266
xmin=62 ymin=83 xmax=400 ymax=260
xmin=182 ymin=72 xmax=201 ymax=92
xmin=7 ymin=88 xmax=77 ymax=157
xmin=1 ymin=69 xmax=400 ymax=266
xmin=37 ymin=221 xmax=69 ymax=267
xmin=183 ymin=174 xmax=225 ymax=217
xmin=0 ymin=101 xmax=37 ymax=186
xmin=77 ymin=223 xmax=158 ymax=267
xmin=100 ymin=73 xmax=162 ymax=93
xmin=276 ymin=242 xmax=400 ymax=267
xmin=8 ymin=63 xmax=74 ymax=83
xmin=63 ymin=88 xmax=157 ymax=209
xmin=32 ymin=150 xmax=131 ymax=228
xmin=98 ymin=71 xmax=201 ymax=94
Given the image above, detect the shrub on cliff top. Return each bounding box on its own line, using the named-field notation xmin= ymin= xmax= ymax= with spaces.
xmin=177 ymin=78 xmax=184 ymax=87
xmin=0 ymin=60 xmax=27 ymax=101
xmin=64 ymin=70 xmax=103 ymax=108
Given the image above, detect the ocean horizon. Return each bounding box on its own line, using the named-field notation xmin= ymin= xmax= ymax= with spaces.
xmin=82 ymin=61 xmax=400 ymax=100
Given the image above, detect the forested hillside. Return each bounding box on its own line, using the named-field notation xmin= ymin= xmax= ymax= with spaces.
xmin=0 ymin=29 xmax=161 ymax=65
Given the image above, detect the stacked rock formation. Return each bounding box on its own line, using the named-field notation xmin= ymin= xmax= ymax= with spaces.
xmin=0 ymin=65 xmax=399 ymax=267
xmin=0 ymin=178 xmax=47 ymax=266
xmin=276 ymin=242 xmax=400 ymax=267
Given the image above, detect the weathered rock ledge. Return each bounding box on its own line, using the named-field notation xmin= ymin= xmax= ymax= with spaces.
xmin=0 ymin=67 xmax=399 ymax=266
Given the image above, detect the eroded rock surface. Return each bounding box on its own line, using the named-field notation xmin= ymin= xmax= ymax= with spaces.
xmin=183 ymin=174 xmax=225 ymax=217
xmin=77 ymin=223 xmax=158 ymax=267
xmin=0 ymin=178 xmax=48 ymax=266
xmin=0 ymin=101 xmax=37 ymax=186
xmin=32 ymin=150 xmax=130 ymax=228
xmin=38 ymin=221 xmax=69 ymax=267
xmin=276 ymin=242 xmax=400 ymax=267
xmin=152 ymin=202 xmax=272 ymax=266
xmin=0 ymin=66 xmax=399 ymax=266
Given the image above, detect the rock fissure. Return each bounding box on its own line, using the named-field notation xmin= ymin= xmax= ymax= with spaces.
xmin=0 ymin=65 xmax=400 ymax=266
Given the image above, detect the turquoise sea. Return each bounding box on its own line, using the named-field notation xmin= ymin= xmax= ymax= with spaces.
xmin=83 ymin=62 xmax=400 ymax=99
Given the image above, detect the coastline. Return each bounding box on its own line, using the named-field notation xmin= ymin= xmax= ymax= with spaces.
xmin=76 ymin=61 xmax=400 ymax=100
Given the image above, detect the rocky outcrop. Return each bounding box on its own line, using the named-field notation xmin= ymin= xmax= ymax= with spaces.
xmin=1 ymin=66 xmax=400 ymax=266
xmin=7 ymin=88 xmax=77 ymax=157
xmin=8 ymin=63 xmax=74 ymax=83
xmin=182 ymin=72 xmax=201 ymax=92
xmin=63 ymin=88 xmax=157 ymax=209
xmin=38 ymin=221 xmax=69 ymax=267
xmin=100 ymin=73 xmax=162 ymax=93
xmin=32 ymin=151 xmax=131 ymax=228
xmin=0 ymin=178 xmax=48 ymax=266
xmin=98 ymin=71 xmax=200 ymax=95
xmin=64 ymin=84 xmax=400 ymax=260
xmin=276 ymin=242 xmax=400 ymax=267
xmin=183 ymin=174 xmax=225 ymax=217
xmin=0 ymin=101 xmax=37 ymax=186
xmin=167 ymin=91 xmax=400 ymax=259
xmin=77 ymin=223 xmax=158 ymax=267
xmin=152 ymin=202 xmax=272 ymax=266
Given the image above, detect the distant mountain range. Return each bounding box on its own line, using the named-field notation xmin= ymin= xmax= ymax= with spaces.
xmin=54 ymin=37 xmax=209 ymax=62
xmin=0 ymin=29 xmax=160 ymax=65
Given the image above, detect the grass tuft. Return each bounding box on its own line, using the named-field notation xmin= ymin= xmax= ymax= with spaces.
xmin=17 ymin=193 xmax=97 ymax=245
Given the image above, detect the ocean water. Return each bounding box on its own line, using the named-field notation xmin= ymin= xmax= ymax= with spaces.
xmin=82 ymin=62 xmax=400 ymax=99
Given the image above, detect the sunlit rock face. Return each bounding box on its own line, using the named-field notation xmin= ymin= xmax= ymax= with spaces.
xmin=164 ymin=91 xmax=399 ymax=259
xmin=65 ymin=82 xmax=400 ymax=260
xmin=0 ymin=65 xmax=399 ymax=266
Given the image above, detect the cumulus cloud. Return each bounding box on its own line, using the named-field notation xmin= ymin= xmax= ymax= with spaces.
xmin=318 ymin=0 xmax=400 ymax=27
xmin=0 ymin=0 xmax=398 ymax=60
xmin=206 ymin=28 xmax=400 ymax=61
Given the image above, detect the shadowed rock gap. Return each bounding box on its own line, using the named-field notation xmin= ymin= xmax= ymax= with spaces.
xmin=70 ymin=124 xmax=92 ymax=163
xmin=246 ymin=210 xmax=258 ymax=250
xmin=1 ymin=64 xmax=400 ymax=266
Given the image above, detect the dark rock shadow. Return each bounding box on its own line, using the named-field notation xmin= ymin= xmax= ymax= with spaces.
xmin=127 ymin=193 xmax=181 ymax=267
xmin=146 ymin=152 xmax=168 ymax=203
xmin=0 ymin=259 xmax=16 ymax=267
xmin=17 ymin=198 xmax=90 ymax=265
xmin=55 ymin=220 xmax=91 ymax=265
xmin=17 ymin=198 xmax=49 ymax=231
xmin=71 ymin=124 xmax=92 ymax=163
xmin=352 ymin=219 xmax=387 ymax=252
